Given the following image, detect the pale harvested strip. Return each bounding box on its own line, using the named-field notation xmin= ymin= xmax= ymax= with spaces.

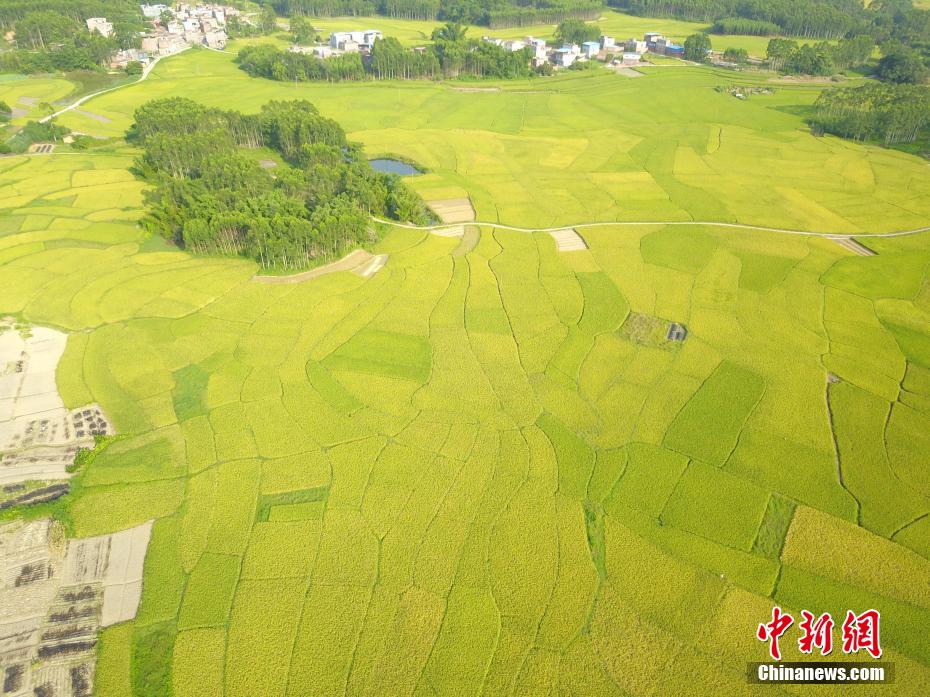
xmin=72 ymin=109 xmax=112 ymax=124
xmin=0 ymin=518 xmax=152 ymax=696
xmin=252 ymin=249 xmax=372 ymax=285
xmin=430 ymin=224 xmax=465 ymax=238
xmin=452 ymin=226 xmax=480 ymax=257
xmin=828 ymin=236 xmax=876 ymax=256
xmin=353 ymin=254 xmax=388 ymax=279
xmin=429 ymin=197 xmax=476 ymax=224
xmin=0 ymin=322 xmax=111 ymax=486
xmin=548 ymin=227 xmax=588 ymax=251
xmin=0 ymin=452 xmax=75 ymax=486
xmin=100 ymin=520 xmax=153 ymax=626
xmin=613 ymin=67 xmax=644 ymax=77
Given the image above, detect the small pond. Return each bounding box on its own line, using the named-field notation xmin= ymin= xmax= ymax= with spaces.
xmin=368 ymin=158 xmax=422 ymax=176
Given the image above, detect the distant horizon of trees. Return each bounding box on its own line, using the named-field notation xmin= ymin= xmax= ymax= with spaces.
xmin=265 ymin=0 xmax=604 ymax=28
xmin=134 ymin=97 xmax=431 ymax=270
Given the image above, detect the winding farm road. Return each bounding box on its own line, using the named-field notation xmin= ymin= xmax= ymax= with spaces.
xmin=39 ymin=48 xmax=189 ymax=125
xmin=372 ymin=217 xmax=930 ymax=240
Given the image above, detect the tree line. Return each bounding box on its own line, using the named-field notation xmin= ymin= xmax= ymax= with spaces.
xmin=133 ymin=98 xmax=431 ymax=271
xmin=267 ymin=0 xmax=604 ymax=27
xmin=237 ymin=24 xmax=536 ymax=82
xmin=618 ymin=0 xmax=930 ymax=46
xmin=811 ymin=82 xmax=930 ymax=145
xmin=765 ymin=35 xmax=875 ymax=75
xmin=0 ymin=0 xmax=143 ymax=73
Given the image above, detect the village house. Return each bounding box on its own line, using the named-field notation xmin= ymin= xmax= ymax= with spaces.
xmin=600 ymin=35 xmax=615 ymax=50
xmin=86 ymin=17 xmax=113 ymax=38
xmin=552 ymin=44 xmax=580 ymax=68
xmin=329 ymin=30 xmax=382 ymax=52
xmin=203 ymin=30 xmax=227 ymax=49
xmin=503 ymin=39 xmax=525 ymax=52
xmin=141 ymin=4 xmax=169 ymax=19
xmin=581 ymin=41 xmax=600 ymax=58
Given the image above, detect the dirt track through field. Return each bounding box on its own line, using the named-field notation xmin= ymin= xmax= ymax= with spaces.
xmin=372 ymin=217 xmax=930 ymax=240
xmin=252 ymin=249 xmax=384 ymax=285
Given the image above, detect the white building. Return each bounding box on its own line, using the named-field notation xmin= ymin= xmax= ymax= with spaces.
xmin=86 ymin=17 xmax=113 ymax=37
xmin=525 ymin=37 xmax=548 ymax=61
xmin=621 ymin=52 xmax=642 ymax=65
xmin=600 ymin=35 xmax=615 ymax=49
xmin=581 ymin=41 xmax=600 ymax=58
xmin=626 ymin=39 xmax=647 ymax=53
xmin=553 ymin=48 xmax=577 ymax=67
xmin=141 ymin=4 xmax=169 ymax=19
xmin=203 ymin=30 xmax=227 ymax=49
xmin=329 ymin=29 xmax=382 ymax=51
xmin=503 ymin=39 xmax=525 ymax=52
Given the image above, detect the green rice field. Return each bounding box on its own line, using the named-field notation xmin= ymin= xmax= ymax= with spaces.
xmin=3 ymin=25 xmax=930 ymax=695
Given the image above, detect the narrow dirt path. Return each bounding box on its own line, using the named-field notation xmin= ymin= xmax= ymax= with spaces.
xmin=373 ymin=217 xmax=930 ymax=240
xmin=40 ymin=48 xmax=189 ymax=125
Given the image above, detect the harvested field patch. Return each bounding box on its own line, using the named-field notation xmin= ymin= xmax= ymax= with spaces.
xmin=429 ymin=197 xmax=476 ymax=224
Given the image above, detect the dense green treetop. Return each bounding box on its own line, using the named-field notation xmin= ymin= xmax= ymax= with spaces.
xmin=237 ymin=25 xmax=534 ymax=82
xmin=554 ymin=18 xmax=600 ymax=45
xmin=683 ymin=32 xmax=711 ymax=61
xmin=133 ymin=98 xmax=431 ymax=270
xmin=811 ymin=81 xmax=930 ymax=145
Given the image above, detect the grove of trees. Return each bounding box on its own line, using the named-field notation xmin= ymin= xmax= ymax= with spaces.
xmin=765 ymin=35 xmax=875 ymax=75
xmin=238 ymin=24 xmax=535 ymax=82
xmin=554 ymin=18 xmax=599 ymax=45
xmin=618 ymin=0 xmax=930 ymax=74
xmin=133 ymin=98 xmax=431 ymax=270
xmin=811 ymin=82 xmax=930 ymax=145
xmin=0 ymin=1 xmax=143 ymax=73
xmin=683 ymin=32 xmax=711 ymax=61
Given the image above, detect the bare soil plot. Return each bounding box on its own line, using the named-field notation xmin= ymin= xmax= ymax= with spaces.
xmin=449 ymin=86 xmax=500 ymax=93
xmin=548 ymin=228 xmax=588 ymax=251
xmin=252 ymin=249 xmax=386 ymax=284
xmin=0 ymin=322 xmax=112 ymax=487
xmin=829 ymin=236 xmax=876 ymax=256
xmin=0 ymin=518 xmax=153 ymax=696
xmin=430 ymin=224 xmax=465 ymax=238
xmin=429 ymin=197 xmax=476 ymax=224
xmin=353 ymin=254 xmax=388 ymax=279
xmin=72 ymin=109 xmax=112 ymax=124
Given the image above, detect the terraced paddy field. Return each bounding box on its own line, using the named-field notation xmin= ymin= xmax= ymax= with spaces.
xmin=2 ymin=35 xmax=930 ymax=696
